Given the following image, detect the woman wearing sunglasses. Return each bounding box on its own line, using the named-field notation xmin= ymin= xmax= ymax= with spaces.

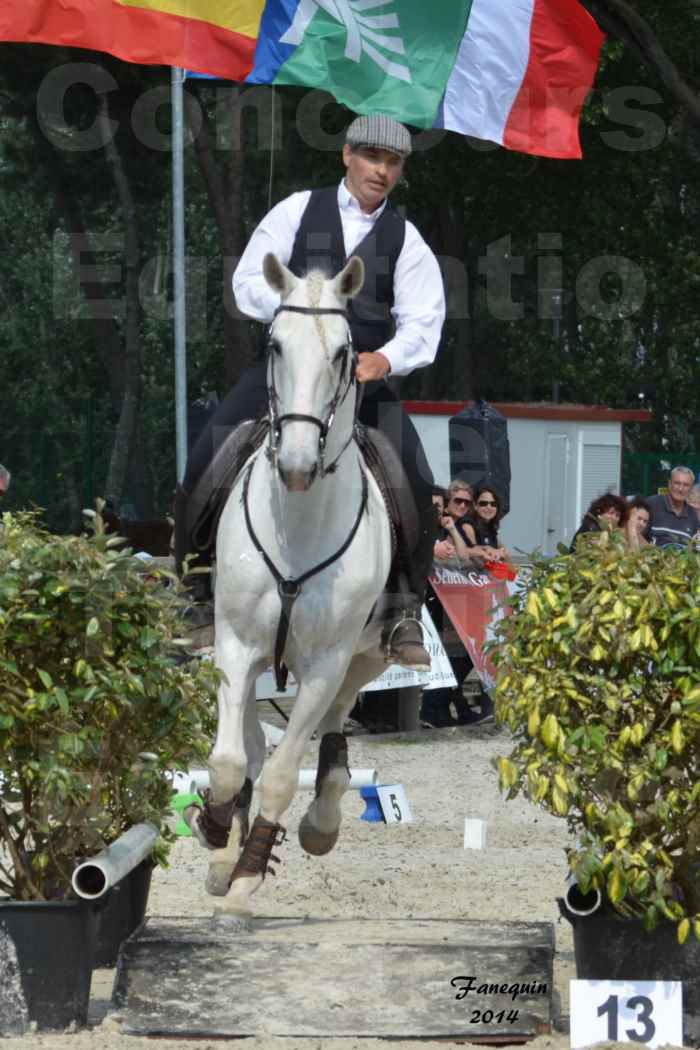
xmin=462 ymin=483 xmax=509 ymax=562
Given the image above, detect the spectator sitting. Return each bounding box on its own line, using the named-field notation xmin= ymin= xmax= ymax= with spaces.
xmin=570 ymin=493 xmax=627 ymax=552
xmin=461 ymin=484 xmax=509 ymax=562
xmin=624 ymin=496 xmax=652 ymax=549
xmin=421 ymin=482 xmax=490 ymax=728
xmin=422 ymin=487 xmax=452 ymax=727
xmin=431 ymin=481 xmax=474 ymax=559
xmin=687 ymin=483 xmax=700 ymax=515
xmin=431 ymin=486 xmax=449 ymax=559
xmin=431 ymin=485 xmax=446 ymax=513
xmin=433 ymin=483 xmax=476 ymax=565
xmin=445 ymin=480 xmax=474 ymax=533
xmin=646 ymin=466 xmax=700 ymax=548
xmin=0 ymin=465 xmax=10 ymax=498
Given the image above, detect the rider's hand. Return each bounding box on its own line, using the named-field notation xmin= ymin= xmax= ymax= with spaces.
xmin=356 ymin=351 xmax=391 ymax=383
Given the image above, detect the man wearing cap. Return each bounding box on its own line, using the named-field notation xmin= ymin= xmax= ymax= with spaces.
xmin=176 ymin=114 xmax=445 ymax=666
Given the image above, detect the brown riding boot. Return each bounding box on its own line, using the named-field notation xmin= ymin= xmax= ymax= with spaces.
xmin=383 ymin=613 xmax=431 ymax=671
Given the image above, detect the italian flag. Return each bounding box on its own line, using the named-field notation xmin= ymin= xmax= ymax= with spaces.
xmin=439 ymin=0 xmax=605 ymax=159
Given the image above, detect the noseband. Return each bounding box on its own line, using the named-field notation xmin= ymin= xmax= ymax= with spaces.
xmin=265 ymin=303 xmax=358 ymax=478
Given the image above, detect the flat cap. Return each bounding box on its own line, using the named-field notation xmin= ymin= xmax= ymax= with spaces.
xmin=345 ymin=114 xmax=412 ymax=157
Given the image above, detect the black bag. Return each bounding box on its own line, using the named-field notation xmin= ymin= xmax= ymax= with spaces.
xmin=448 ymin=400 xmax=511 ymax=517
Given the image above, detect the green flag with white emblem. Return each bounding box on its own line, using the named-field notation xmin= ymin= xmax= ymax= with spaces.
xmin=249 ymin=1 xmax=473 ymax=128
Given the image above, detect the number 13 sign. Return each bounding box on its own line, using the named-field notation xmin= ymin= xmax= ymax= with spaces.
xmin=570 ymin=980 xmax=683 ymax=1049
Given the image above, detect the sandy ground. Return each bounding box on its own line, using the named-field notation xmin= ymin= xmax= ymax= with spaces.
xmin=1 ymin=721 xmax=691 ymax=1049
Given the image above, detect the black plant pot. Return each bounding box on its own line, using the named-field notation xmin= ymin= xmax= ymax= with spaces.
xmin=94 ymin=858 xmax=154 ymax=968
xmin=0 ymin=897 xmax=98 ymax=1034
xmin=559 ymin=898 xmax=700 ymax=1046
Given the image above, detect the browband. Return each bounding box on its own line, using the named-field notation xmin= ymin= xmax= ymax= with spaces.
xmin=274 ymin=305 xmax=348 ymax=319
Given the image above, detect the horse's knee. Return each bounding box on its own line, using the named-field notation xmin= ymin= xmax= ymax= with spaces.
xmin=208 ymin=753 xmax=247 ymax=802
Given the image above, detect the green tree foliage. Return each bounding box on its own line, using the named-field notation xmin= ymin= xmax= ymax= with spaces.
xmin=493 ymin=531 xmax=700 ymax=941
xmin=0 ymin=2 xmax=699 ymax=525
xmin=0 ymin=506 xmax=219 ymax=900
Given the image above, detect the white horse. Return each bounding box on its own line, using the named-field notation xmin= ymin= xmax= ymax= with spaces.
xmin=189 ymin=253 xmax=395 ymax=919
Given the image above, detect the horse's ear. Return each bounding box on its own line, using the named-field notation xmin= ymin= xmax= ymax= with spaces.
xmin=263 ymin=253 xmax=297 ymax=297
xmin=334 ymin=256 xmax=365 ymax=300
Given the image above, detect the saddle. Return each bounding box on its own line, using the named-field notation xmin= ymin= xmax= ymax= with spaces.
xmin=183 ymin=418 xmax=419 ymax=572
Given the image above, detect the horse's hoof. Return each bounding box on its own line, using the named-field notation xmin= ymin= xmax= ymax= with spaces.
xmin=298 ymin=813 xmax=340 ymax=856
xmin=205 ymin=862 xmax=234 ymax=897
xmin=210 ymin=909 xmax=252 ymax=933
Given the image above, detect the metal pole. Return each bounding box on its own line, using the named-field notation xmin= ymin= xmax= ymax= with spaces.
xmin=172 ymin=66 xmax=188 ymax=483
xmin=550 ymin=290 xmax=563 ymax=404
xmin=83 ymin=395 xmax=94 ymax=509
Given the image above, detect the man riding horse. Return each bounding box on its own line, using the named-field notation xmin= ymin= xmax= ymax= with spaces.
xmin=175 ymin=114 xmax=445 ymax=668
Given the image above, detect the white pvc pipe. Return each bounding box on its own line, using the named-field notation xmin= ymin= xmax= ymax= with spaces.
xmin=297 ymin=768 xmax=379 ymax=791
xmin=184 ymin=768 xmax=379 ymax=794
xmin=72 ymin=822 xmax=158 ymax=900
xmin=563 ymin=876 xmax=603 ymax=917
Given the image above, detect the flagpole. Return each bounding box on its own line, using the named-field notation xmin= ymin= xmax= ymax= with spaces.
xmin=171 ymin=65 xmax=188 ymax=483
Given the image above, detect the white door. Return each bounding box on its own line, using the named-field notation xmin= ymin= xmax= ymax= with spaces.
xmin=544 ymin=435 xmax=569 ymax=555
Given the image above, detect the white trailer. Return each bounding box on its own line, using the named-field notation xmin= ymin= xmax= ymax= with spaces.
xmin=406 ymin=401 xmax=651 ymax=557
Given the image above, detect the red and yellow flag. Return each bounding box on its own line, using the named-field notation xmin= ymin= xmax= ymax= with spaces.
xmin=0 ymin=0 xmax=265 ymax=80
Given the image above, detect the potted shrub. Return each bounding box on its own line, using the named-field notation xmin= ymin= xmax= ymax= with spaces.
xmin=491 ymin=531 xmax=700 ymax=1039
xmin=0 ymin=507 xmax=219 ymax=1033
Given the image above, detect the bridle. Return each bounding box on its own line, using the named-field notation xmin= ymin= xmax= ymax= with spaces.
xmin=245 ymin=301 xmax=368 ymax=692
xmin=265 ymin=303 xmax=358 ymax=478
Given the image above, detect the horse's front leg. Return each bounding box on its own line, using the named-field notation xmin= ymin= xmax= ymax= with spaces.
xmin=187 ymin=628 xmax=267 ymax=896
xmin=298 ymin=653 xmax=386 ymax=856
xmin=216 ymin=646 xmax=356 ymax=918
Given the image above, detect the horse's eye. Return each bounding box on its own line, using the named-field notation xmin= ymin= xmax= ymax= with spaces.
xmin=333 ymin=345 xmax=348 ymax=365
xmin=269 ymin=338 xmax=282 ymax=357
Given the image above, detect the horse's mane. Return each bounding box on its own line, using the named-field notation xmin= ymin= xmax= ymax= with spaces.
xmin=303 ymin=270 xmax=326 ymax=309
xmin=298 ymin=269 xmax=338 ymax=351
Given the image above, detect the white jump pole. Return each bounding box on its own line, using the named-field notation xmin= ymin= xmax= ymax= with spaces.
xmin=71 ymin=822 xmax=158 ymax=900
xmin=182 ymin=768 xmax=379 ymax=794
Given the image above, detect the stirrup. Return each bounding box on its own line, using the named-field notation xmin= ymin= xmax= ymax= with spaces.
xmin=383 ymin=614 xmax=430 ymax=670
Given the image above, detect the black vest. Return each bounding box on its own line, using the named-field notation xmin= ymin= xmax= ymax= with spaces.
xmin=287 ymin=186 xmax=406 ymax=354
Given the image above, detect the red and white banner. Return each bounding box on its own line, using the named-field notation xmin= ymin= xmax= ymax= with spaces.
xmin=430 ymin=564 xmax=519 ymax=690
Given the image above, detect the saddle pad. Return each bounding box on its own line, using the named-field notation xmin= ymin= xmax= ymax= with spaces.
xmin=188 ymin=420 xmax=415 ymax=560
xmin=355 ymin=423 xmax=419 ymax=556
xmin=188 ymin=419 xmax=268 ymax=554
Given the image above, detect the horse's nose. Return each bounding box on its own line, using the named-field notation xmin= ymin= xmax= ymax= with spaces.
xmin=279 ymin=464 xmax=318 ymax=492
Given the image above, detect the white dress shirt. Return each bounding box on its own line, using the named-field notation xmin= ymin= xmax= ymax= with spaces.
xmin=232 ymin=181 xmax=445 ymax=377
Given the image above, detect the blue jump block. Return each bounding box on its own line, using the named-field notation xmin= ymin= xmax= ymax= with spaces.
xmin=359 ymin=785 xmax=385 ymax=823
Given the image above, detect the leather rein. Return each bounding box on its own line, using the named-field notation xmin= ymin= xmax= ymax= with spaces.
xmin=243 ymin=302 xmax=369 ymax=691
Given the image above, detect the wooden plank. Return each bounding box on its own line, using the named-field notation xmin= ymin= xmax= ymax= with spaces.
xmin=113 ymin=917 xmax=554 ymax=1040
